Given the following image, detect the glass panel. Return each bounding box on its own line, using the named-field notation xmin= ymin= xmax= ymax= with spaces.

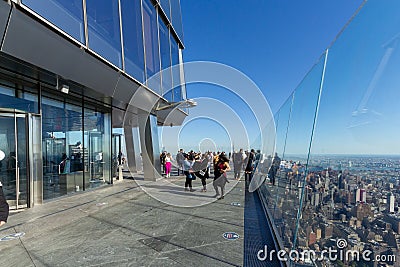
xmin=0 ymin=85 xmax=39 ymax=114
xmin=21 ymin=0 xmax=85 ymax=43
xmin=160 ymin=0 xmax=171 ymax=22
xmin=163 ymin=90 xmax=173 ymax=102
xmin=30 ymin=115 xmax=43 ymax=205
xmin=149 ymin=115 xmax=160 ymax=174
xmin=159 ymin=17 xmax=172 ymax=99
xmin=16 ymin=116 xmax=28 ymax=207
xmin=143 ymin=0 xmax=161 ymax=94
xmin=170 ymin=38 xmax=181 ymax=101
xmin=0 ymin=114 xmax=29 ymax=209
xmin=112 ymin=134 xmax=122 ymax=178
xmin=133 ymin=127 xmax=143 ymax=172
xmin=0 ymin=115 xmax=16 ymax=207
xmin=260 ymin=56 xmax=325 ymax=256
xmin=86 ymin=0 xmax=122 ymax=67
xmin=307 ymin=1 xmax=400 ymax=265
xmin=169 ymin=0 xmax=183 ymax=43
xmin=83 ymin=107 xmax=111 ymax=189
xmin=259 ymin=94 xmax=294 ymax=229
xmin=285 ymin=57 xmax=326 ymax=254
xmin=42 ymin=97 xmax=83 ymax=199
xmin=120 ymin=0 xmax=145 ymax=82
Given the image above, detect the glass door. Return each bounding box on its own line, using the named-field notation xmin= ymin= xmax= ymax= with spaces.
xmin=0 ymin=112 xmax=29 ymax=209
xmin=89 ymin=131 xmax=104 ymax=181
xmin=112 ymin=134 xmax=122 ymax=178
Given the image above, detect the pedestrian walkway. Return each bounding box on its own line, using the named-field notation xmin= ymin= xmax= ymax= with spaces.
xmin=0 ymin=172 xmax=244 ymax=266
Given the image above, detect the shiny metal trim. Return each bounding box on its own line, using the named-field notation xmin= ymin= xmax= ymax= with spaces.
xmin=178 ymin=48 xmax=186 ymax=100
xmin=13 ymin=112 xmax=19 ymax=209
xmin=141 ymin=0 xmax=148 ymax=86
xmin=156 ymin=6 xmax=163 ymax=96
xmin=82 ymin=0 xmax=89 ymax=47
xmin=117 ymin=0 xmax=125 ymax=71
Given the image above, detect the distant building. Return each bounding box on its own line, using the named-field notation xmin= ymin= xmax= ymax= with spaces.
xmin=388 ymin=193 xmax=395 ymax=213
xmin=322 ymin=224 xmax=333 ymax=239
xmin=383 ymin=215 xmax=400 ymax=234
xmin=308 ymin=232 xmax=317 ymax=246
xmin=360 ymin=189 xmax=367 ymax=203
xmin=352 ymin=204 xmax=373 ymax=220
xmin=316 ymin=228 xmax=322 ymax=240
xmin=312 ymin=192 xmax=320 ymax=207
xmin=355 ymin=188 xmax=361 ymax=203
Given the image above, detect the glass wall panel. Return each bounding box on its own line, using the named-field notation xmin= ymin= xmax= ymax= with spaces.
xmin=120 ymin=0 xmax=145 ymax=82
xmin=170 ymin=37 xmax=181 ymax=102
xmin=0 ymin=115 xmax=14 ymax=207
xmin=86 ymin=0 xmax=122 ymax=68
xmin=143 ymin=0 xmax=161 ymax=94
xmin=306 ymin=1 xmax=400 ymax=265
xmin=83 ymin=105 xmax=111 ymax=189
xmin=258 ymin=94 xmax=294 ymax=230
xmin=42 ymin=96 xmax=83 ymax=200
xmin=22 ymin=0 xmax=85 ymax=44
xmin=160 ymin=0 xmax=171 ymax=22
xmin=169 ymin=0 xmax=183 ymax=43
xmin=159 ymin=17 xmax=172 ymax=100
xmin=149 ymin=114 xmax=160 ymax=174
xmin=0 ymin=84 xmax=39 ymax=114
xmin=272 ymin=56 xmax=326 ymax=254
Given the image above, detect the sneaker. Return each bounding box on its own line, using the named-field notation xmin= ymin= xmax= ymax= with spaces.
xmin=218 ymin=196 xmax=224 ymax=200
xmin=190 ymin=189 xmax=195 ymax=192
xmin=185 ymin=188 xmax=189 ymax=191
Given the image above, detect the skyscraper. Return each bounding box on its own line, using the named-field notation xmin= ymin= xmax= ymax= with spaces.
xmin=388 ymin=193 xmax=395 ymax=213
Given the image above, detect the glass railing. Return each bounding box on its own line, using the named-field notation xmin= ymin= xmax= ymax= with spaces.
xmin=257 ymin=1 xmax=400 ymax=266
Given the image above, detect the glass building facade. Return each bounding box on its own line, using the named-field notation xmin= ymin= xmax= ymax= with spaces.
xmin=0 ymin=0 xmax=185 ymax=208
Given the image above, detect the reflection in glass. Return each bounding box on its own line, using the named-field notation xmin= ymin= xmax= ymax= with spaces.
xmin=84 ymin=107 xmax=111 ymax=189
xmin=22 ymin=0 xmax=85 ymax=43
xmin=16 ymin=116 xmax=28 ymax=207
xmin=304 ymin=1 xmax=400 ymax=264
xmin=258 ymin=2 xmax=400 ymax=264
xmin=0 ymin=85 xmax=39 ymax=114
xmin=169 ymin=0 xmax=183 ymax=43
xmin=86 ymin=0 xmax=122 ymax=67
xmin=149 ymin=115 xmax=161 ymax=175
xmin=143 ymin=0 xmax=161 ymax=94
xmin=42 ymin=96 xmax=83 ymax=200
xmin=159 ymin=17 xmax=172 ymax=100
xmin=159 ymin=0 xmax=171 ymax=21
xmin=170 ymin=37 xmax=181 ymax=102
xmin=0 ymin=114 xmax=29 ymax=209
xmin=120 ymin=0 xmax=145 ymax=82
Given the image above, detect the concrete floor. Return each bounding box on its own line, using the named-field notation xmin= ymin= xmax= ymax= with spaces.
xmin=0 ymin=173 xmax=244 ymax=267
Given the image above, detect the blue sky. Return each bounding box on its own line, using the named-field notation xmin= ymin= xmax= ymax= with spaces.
xmin=171 ymin=0 xmax=366 ymax=153
xmin=181 ymin=0 xmax=363 ymax=112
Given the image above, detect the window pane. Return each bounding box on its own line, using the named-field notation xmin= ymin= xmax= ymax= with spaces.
xmin=0 ymin=84 xmax=39 ymax=113
xmin=86 ymin=0 xmax=122 ymax=68
xmin=169 ymin=0 xmax=183 ymax=43
xmin=143 ymin=0 xmax=161 ymax=94
xmin=159 ymin=17 xmax=172 ymax=98
xmin=160 ymin=0 xmax=171 ymax=22
xmin=84 ymin=107 xmax=111 ymax=187
xmin=22 ymin=0 xmax=84 ymax=44
xmin=120 ymin=0 xmax=145 ymax=82
xmin=42 ymin=98 xmax=83 ymax=200
xmin=170 ymin=37 xmax=181 ymax=101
